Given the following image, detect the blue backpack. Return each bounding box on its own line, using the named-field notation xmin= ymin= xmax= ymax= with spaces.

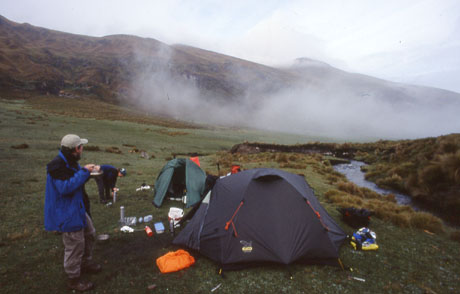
xmin=350 ymin=227 xmax=378 ymax=250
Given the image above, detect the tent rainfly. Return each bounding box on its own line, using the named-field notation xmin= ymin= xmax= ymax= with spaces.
xmin=173 ymin=168 xmax=346 ymax=270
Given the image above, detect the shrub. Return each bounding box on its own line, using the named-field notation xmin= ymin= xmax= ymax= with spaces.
xmin=389 ymin=212 xmax=411 ymax=228
xmin=337 ymin=181 xmax=363 ymax=197
xmin=438 ymin=151 xmax=460 ymax=183
xmin=326 ymin=175 xmax=340 ymax=184
xmin=439 ymin=141 xmax=458 ymax=154
xmin=409 ymin=212 xmax=444 ymax=233
xmin=376 ymin=173 xmax=404 ymax=190
xmin=418 ymin=164 xmax=446 ymax=191
xmin=275 ymin=153 xmax=288 ymax=163
xmin=385 ymin=193 xmax=396 ymax=203
xmin=361 ymin=187 xmax=381 ymax=199
xmin=450 ymin=231 xmax=460 ymax=243
xmin=288 ymin=154 xmax=299 ymax=161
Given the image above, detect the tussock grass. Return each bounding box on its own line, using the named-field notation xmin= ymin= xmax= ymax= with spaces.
xmin=409 ymin=212 xmax=444 ymax=233
xmin=450 ymin=231 xmax=460 ymax=242
xmin=0 ymin=99 xmax=458 ymax=293
xmin=355 ymin=134 xmax=460 ymax=225
xmin=325 ymin=182 xmax=445 ymax=232
xmin=336 ymin=181 xmax=382 ymax=199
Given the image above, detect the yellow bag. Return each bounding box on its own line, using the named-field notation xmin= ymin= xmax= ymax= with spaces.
xmin=156 ymin=249 xmax=195 ymax=273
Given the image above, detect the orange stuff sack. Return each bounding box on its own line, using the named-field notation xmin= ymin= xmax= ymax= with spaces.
xmin=156 ymin=249 xmax=195 ymax=273
xmin=231 ymin=165 xmax=241 ymax=174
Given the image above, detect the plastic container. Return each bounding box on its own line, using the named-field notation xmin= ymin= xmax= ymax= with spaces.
xmin=143 ymin=215 xmax=153 ymax=222
xmin=124 ymin=217 xmax=137 ymax=226
xmin=154 ymin=222 xmax=165 ymax=234
xmin=168 ymin=207 xmax=184 ymax=226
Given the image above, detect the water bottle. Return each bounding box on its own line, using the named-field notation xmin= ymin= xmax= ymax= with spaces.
xmin=120 ymin=206 xmax=125 ymax=224
xmin=169 ymin=219 xmax=174 ymax=236
xmin=145 ymin=226 xmax=153 ymax=237
xmin=144 ymin=215 xmax=153 ymax=223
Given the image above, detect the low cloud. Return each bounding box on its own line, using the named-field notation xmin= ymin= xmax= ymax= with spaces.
xmin=126 ymin=47 xmax=460 ymax=141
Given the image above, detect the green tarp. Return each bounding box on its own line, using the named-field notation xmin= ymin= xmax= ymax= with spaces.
xmin=152 ymin=158 xmax=206 ymax=208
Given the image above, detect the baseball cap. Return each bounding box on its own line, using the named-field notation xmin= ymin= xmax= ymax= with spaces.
xmin=119 ymin=168 xmax=127 ymax=176
xmin=61 ymin=134 xmax=88 ymax=148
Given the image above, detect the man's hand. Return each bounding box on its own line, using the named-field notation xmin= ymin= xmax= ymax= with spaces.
xmin=84 ymin=164 xmax=96 ymax=172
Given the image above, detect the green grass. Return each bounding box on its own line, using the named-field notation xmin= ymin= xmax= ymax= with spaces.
xmin=0 ymin=98 xmax=459 ymax=293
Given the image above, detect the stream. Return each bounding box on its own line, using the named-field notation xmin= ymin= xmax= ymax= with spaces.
xmin=333 ymin=160 xmax=414 ymax=207
xmin=333 ymin=160 xmax=460 ymax=228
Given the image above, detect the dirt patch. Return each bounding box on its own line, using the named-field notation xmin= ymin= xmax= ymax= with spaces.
xmin=106 ymin=147 xmax=122 ymax=154
xmin=11 ymin=143 xmax=29 ymax=149
xmin=85 ymin=145 xmax=101 ymax=151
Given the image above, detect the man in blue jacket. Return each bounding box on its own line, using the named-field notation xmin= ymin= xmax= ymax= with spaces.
xmin=95 ymin=165 xmax=126 ymax=203
xmin=44 ymin=134 xmax=101 ymax=292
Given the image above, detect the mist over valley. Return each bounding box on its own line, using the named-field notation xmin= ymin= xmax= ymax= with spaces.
xmin=1 ymin=15 xmax=459 ymax=141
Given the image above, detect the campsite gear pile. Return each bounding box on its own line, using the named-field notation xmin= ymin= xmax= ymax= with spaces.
xmin=337 ymin=207 xmax=373 ymax=228
xmin=156 ymin=249 xmax=195 ymax=273
xmin=173 ymin=168 xmax=347 ymax=270
xmin=350 ymin=227 xmax=378 ymax=250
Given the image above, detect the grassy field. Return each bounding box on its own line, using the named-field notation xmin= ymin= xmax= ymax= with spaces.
xmin=0 ymin=97 xmax=459 ymax=293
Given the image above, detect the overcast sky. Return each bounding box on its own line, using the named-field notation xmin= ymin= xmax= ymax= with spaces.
xmin=2 ymin=0 xmax=460 ymax=93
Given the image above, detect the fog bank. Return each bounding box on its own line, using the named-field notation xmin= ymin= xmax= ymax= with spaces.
xmin=126 ymin=49 xmax=460 ymax=141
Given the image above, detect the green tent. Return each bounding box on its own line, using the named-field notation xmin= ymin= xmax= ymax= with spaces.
xmin=152 ymin=158 xmax=206 ymax=208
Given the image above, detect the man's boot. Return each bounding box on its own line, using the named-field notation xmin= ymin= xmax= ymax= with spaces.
xmin=82 ymin=262 xmax=102 ymax=274
xmin=67 ymin=277 xmax=94 ymax=291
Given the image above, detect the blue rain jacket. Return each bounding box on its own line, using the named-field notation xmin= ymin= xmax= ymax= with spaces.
xmin=100 ymin=165 xmax=118 ymax=189
xmin=44 ymin=151 xmax=90 ymax=232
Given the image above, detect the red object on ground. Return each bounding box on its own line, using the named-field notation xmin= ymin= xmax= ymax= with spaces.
xmin=145 ymin=226 xmax=153 ymax=237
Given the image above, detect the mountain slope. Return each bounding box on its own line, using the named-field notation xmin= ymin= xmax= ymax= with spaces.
xmin=0 ymin=15 xmax=295 ymax=102
xmin=1 ymin=15 xmax=459 ymax=140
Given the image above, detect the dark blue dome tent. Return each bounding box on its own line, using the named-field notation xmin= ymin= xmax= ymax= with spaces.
xmin=173 ymin=168 xmax=347 ymax=270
